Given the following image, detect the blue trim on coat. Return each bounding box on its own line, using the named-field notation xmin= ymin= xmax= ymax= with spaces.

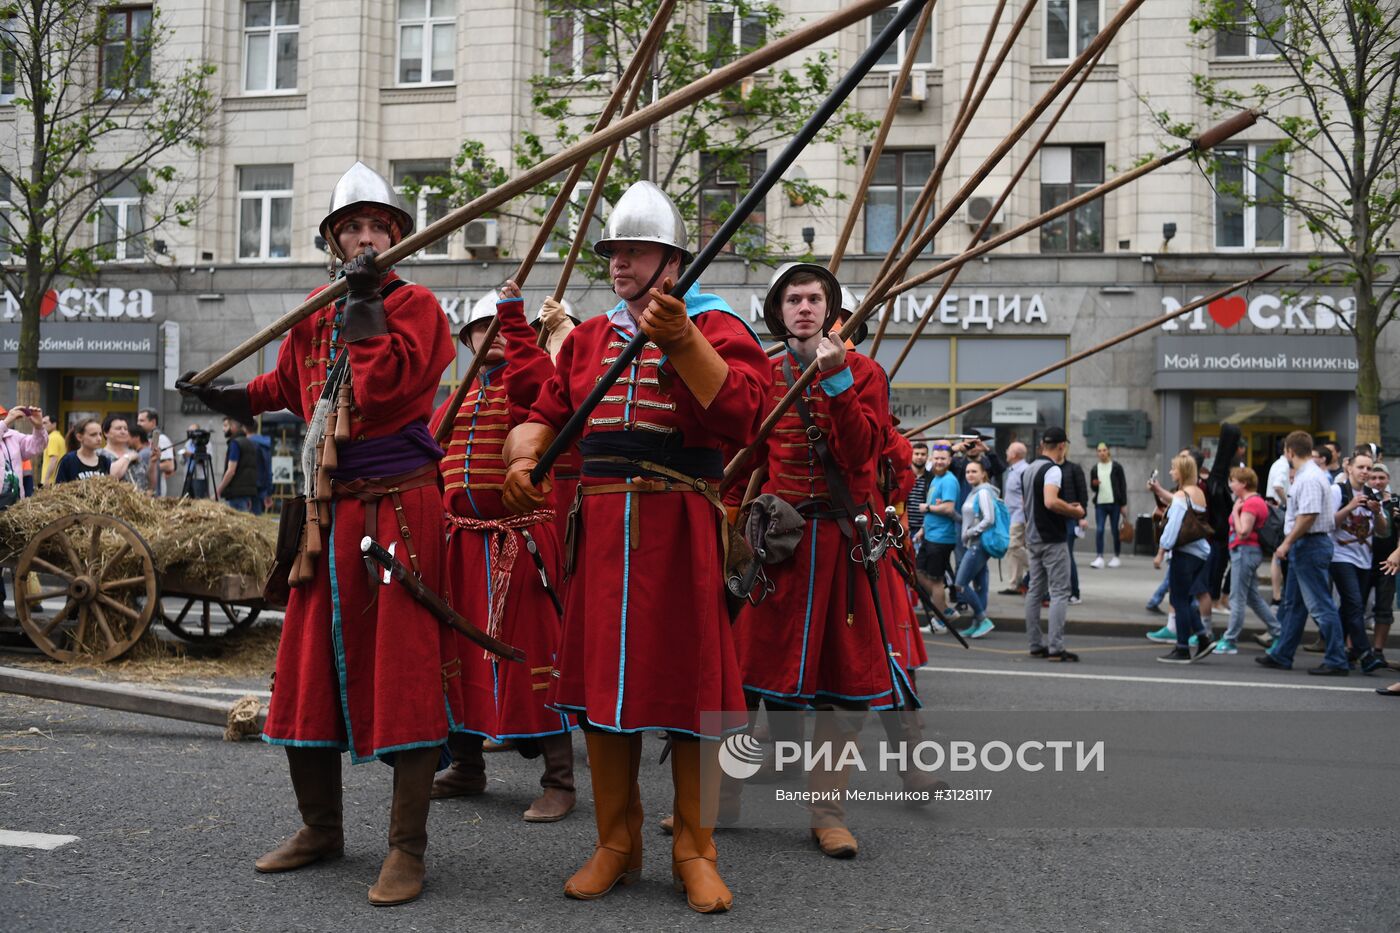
xmin=261 ymin=735 xmax=348 ymax=750
xmin=614 ymin=491 xmax=633 ymax=730
xmin=327 ymin=504 xmax=363 ymax=762
xmin=549 ymin=701 xmax=743 ymax=740
xmin=794 ymin=521 xmax=820 ymax=695
xmin=819 ymin=366 xmax=854 ymax=396
xmin=374 ymin=738 xmax=446 ymax=765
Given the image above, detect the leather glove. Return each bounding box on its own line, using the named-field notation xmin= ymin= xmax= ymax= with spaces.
xmin=539 ymin=297 xmax=570 ymax=332
xmin=501 ymin=421 xmax=557 ymax=514
xmin=175 ymin=371 xmax=255 ymax=425
xmin=638 ymin=280 xmax=690 ymax=353
xmin=639 ymin=279 xmax=729 ymax=409
xmin=340 ymin=248 xmax=388 ymax=342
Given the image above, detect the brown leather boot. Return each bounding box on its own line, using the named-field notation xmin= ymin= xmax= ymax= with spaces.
xmin=880 ymin=710 xmax=947 ymax=800
xmin=368 ymin=745 xmax=439 ymax=906
xmin=255 ymin=747 xmax=344 ymax=873
xmin=809 ymin=712 xmax=859 ymax=859
xmin=564 ymin=731 xmax=643 ymax=899
xmin=669 ymin=738 xmax=732 ymax=913
xmin=523 ymin=732 xmax=577 ymax=822
xmin=430 ymin=733 xmax=486 ymax=799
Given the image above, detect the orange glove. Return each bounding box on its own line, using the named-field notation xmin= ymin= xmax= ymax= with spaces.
xmin=501 ymin=422 xmax=556 ymax=513
xmin=638 ymin=278 xmax=729 ymax=409
xmin=638 ymin=279 xmax=690 ymax=353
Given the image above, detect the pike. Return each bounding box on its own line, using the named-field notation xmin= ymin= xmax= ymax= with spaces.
xmin=360 ymin=536 xmax=525 ymax=662
xmin=186 ymin=0 xmax=905 ymax=388
xmin=530 ymin=0 xmax=932 ymax=483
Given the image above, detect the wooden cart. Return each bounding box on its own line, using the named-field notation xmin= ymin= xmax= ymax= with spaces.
xmin=5 ymin=512 xmax=268 ymax=663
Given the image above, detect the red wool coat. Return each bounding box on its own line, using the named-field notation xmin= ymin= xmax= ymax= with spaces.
xmin=734 ymin=350 xmax=916 ymax=709
xmin=248 ymin=272 xmax=465 ymax=763
xmin=525 ymin=301 xmax=768 ymax=737
xmin=878 ymin=424 xmax=928 ymax=675
xmin=431 ymin=298 xmax=572 ymax=742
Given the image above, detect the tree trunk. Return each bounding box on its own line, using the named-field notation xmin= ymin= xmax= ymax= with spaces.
xmin=1351 ymin=281 xmax=1382 ymax=446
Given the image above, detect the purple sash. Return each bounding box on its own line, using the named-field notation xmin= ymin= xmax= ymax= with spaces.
xmin=330 ymin=419 xmax=444 ymax=482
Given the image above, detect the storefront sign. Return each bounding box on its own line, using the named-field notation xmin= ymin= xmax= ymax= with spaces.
xmin=747 ymin=289 xmax=1050 ymax=332
xmin=1084 ymin=410 xmax=1151 ymax=448
xmin=1 ymin=287 xmax=155 ymax=321
xmin=1154 ymin=335 xmax=1358 ymax=391
xmin=0 ymin=322 xmax=160 ymax=368
xmin=1159 ymin=292 xmax=1353 ymax=333
xmin=992 ymin=398 xmax=1038 ymax=423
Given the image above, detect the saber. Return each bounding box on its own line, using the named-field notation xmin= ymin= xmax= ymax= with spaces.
xmin=889 ymin=546 xmax=967 ymax=649
xmin=853 ymin=514 xmax=907 ymax=711
xmin=520 ymin=528 xmax=565 ymax=618
xmin=360 ymin=536 xmax=525 ymax=662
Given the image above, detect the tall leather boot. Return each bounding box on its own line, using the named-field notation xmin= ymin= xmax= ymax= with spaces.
xmin=669 ymin=738 xmax=733 ymax=913
xmin=255 ymin=746 xmax=344 ymax=873
xmin=430 ymin=732 xmax=486 ymax=799
xmin=808 ymin=711 xmax=859 ymax=859
xmin=564 ymin=731 xmax=643 ymax=899
xmin=523 ymin=732 xmax=577 ymax=822
xmin=879 ymin=708 xmax=946 ymax=799
xmin=368 ymin=745 xmax=439 ymax=906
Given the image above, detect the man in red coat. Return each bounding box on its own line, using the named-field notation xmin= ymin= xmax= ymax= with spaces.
xmin=180 ymin=162 xmax=460 ymax=907
xmin=734 ymin=263 xmax=917 ymax=860
xmin=429 ymin=285 xmax=576 ymax=822
xmin=500 ymin=180 xmax=768 ymax=914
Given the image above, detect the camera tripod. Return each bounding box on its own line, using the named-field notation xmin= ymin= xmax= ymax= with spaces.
xmin=180 ymin=435 xmax=219 ymax=501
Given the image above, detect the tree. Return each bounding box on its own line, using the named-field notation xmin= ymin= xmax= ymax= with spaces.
xmin=1161 ymin=0 xmax=1399 ymax=445
xmin=417 ymin=0 xmax=876 ymax=281
xmin=0 ymin=1 xmax=216 ymax=407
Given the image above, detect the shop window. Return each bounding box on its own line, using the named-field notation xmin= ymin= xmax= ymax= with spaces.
xmin=708 ymin=4 xmax=766 ymax=65
xmin=392 ymin=160 xmax=450 ymax=257
xmin=1045 ymin=0 xmax=1100 ymax=62
xmin=864 ymin=149 xmax=934 ymax=256
xmin=871 ymin=0 xmax=934 ymax=68
xmin=1214 ymin=143 xmax=1286 ymax=250
xmin=398 ymin=0 xmax=455 ymax=85
xmin=94 ymin=171 xmax=146 ymax=263
xmin=237 ymin=164 xmax=293 ymax=261
xmin=100 ymin=6 xmax=153 ymax=96
xmin=957 ymin=388 xmax=1067 ymax=458
xmin=546 ymin=6 xmax=604 ymax=78
xmin=1040 ymin=145 xmax=1103 ymax=253
xmin=699 ymin=150 xmax=766 ymax=253
xmin=243 ymin=0 xmax=299 ymax=93
xmin=1216 ymin=0 xmax=1287 ymax=58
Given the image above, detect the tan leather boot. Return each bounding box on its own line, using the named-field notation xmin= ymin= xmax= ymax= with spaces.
xmin=669 ymin=738 xmax=732 ymax=913
xmin=879 ymin=709 xmax=947 ymax=800
xmin=368 ymin=746 xmax=439 ymax=906
xmin=523 ymin=732 xmax=577 ymax=822
xmin=809 ymin=712 xmax=859 ymax=859
xmin=430 ymin=733 xmax=486 ymax=799
xmin=255 ymin=747 xmax=344 ymax=873
xmin=564 ymin=731 xmax=643 ymax=899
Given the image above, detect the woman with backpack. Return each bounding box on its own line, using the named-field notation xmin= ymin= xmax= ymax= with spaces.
xmin=953 ymin=459 xmax=999 ymax=639
xmin=1154 ymin=453 xmax=1218 ymax=663
xmin=1217 ymin=467 xmax=1280 ymax=654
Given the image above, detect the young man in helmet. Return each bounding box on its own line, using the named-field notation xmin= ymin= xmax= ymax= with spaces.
xmin=428 ymin=283 xmax=577 ymax=823
xmin=500 ymin=180 xmax=769 ymax=914
xmin=179 ymin=162 xmax=461 ymax=907
xmin=733 ymin=263 xmax=916 ymax=860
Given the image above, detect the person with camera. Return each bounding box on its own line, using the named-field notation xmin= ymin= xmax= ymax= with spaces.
xmin=1325 ymin=448 xmax=1387 ymax=673
xmin=1367 ymin=463 xmax=1398 ymax=668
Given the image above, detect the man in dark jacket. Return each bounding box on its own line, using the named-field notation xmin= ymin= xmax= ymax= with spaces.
xmin=1059 ymin=451 xmax=1090 ymax=603
xmin=1204 ymin=423 xmax=1245 ymax=613
xmin=1089 ymin=442 xmax=1128 ymax=568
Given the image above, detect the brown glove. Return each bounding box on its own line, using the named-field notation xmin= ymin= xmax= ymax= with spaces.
xmin=640 ymin=279 xmax=728 ymax=409
xmin=502 ymin=421 xmax=557 ymax=514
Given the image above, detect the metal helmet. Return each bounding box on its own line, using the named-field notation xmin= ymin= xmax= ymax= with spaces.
xmin=763 ymin=262 xmax=841 ymax=339
xmin=467 ymin=291 xmax=499 ymax=328
xmin=837 ymin=285 xmax=869 ymax=346
xmin=593 ymin=181 xmax=693 ymax=263
xmin=319 ymin=161 xmax=415 ymax=260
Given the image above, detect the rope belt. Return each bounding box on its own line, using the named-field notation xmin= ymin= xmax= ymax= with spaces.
xmin=444 ymin=509 xmax=555 ymax=654
xmin=331 ymin=461 xmax=439 ymax=586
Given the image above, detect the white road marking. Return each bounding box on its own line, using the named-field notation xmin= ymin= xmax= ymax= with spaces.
xmin=155 ymin=686 xmax=272 ymax=698
xmin=0 ymin=830 xmax=79 ymax=850
xmin=919 ymin=664 xmax=1383 ymax=693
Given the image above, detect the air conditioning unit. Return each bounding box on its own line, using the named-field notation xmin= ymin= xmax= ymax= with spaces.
xmin=887 ymin=69 xmax=927 ymax=107
xmin=464 ymin=218 xmax=498 ymax=249
xmin=964 ymin=195 xmax=1005 ymax=229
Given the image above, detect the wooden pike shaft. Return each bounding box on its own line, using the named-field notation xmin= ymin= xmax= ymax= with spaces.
xmin=882 ymin=43 xmax=1109 ymax=379
xmin=828 ymin=0 xmax=939 ymax=275
xmin=0 ymin=665 xmax=266 ymax=732
xmin=189 ymin=0 xmax=899 ymax=387
xmin=899 ymin=267 xmax=1284 ymax=439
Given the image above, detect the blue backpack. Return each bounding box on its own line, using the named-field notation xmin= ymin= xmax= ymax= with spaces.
xmin=975 ymin=489 xmax=1012 ymax=559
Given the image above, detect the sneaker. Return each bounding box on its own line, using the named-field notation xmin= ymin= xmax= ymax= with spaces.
xmin=1192 ymin=634 xmax=1217 ymax=660
xmin=1146 ymin=626 xmax=1176 ymax=643
xmin=1157 ymin=647 xmax=1193 ymax=663
xmin=1108 ymin=556 xmax=1121 ymax=568
xmin=956 ymin=622 xmax=978 ymax=639
xmin=928 ymin=618 xmax=948 ymax=635
xmin=1068 ymin=596 xmax=1082 ymax=606
xmin=1253 ymin=631 xmax=1275 ymax=649
xmin=1145 ymin=603 xmax=1165 ymax=615
xmin=1089 ymin=556 xmax=1105 ymax=569
xmin=1214 ymin=638 xmax=1239 ymax=655
xmin=1361 ymin=652 xmax=1387 ymax=674
xmin=971 ymin=619 xmax=996 ymax=639
xmin=1304 ymin=638 xmax=1325 ymax=653
xmin=1029 ymin=646 xmax=1049 ymax=657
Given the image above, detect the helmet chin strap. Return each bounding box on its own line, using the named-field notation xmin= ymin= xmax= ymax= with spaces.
xmin=620 ymin=247 xmax=676 ymax=304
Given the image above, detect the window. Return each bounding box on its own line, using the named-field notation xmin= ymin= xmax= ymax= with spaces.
xmin=707 ymin=5 xmax=766 ymax=64
xmin=548 ymin=8 xmax=605 ymax=78
xmin=398 ymin=0 xmax=455 ymax=85
xmin=94 ymin=171 xmax=146 ymax=262
xmin=546 ymin=175 xmax=605 ymax=255
xmin=243 ymin=1 xmax=299 ymax=93
xmin=864 ymin=149 xmax=934 ymax=255
xmin=871 ymin=1 xmax=934 ymax=68
xmin=1214 ymin=144 xmax=1286 ymax=250
xmin=100 ymin=6 xmax=153 ymax=94
xmin=1215 ymin=0 xmax=1287 ymax=58
xmin=392 ymin=160 xmax=449 ymax=257
xmin=0 ymin=18 xmax=17 ymax=103
xmin=699 ymin=151 xmax=766 ymax=252
xmin=1040 ymin=145 xmax=1103 ymax=253
xmin=0 ymin=176 xmax=13 ymax=261
xmin=237 ymin=165 xmax=293 ymax=261
xmin=1044 ymin=0 xmax=1099 ymax=62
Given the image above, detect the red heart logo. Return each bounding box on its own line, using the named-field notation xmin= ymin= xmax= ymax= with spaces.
xmin=39 ymin=289 xmax=58 ymax=318
xmin=1208 ymin=295 xmax=1247 ymax=329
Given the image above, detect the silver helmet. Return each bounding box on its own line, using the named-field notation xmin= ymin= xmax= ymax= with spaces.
xmin=763 ymin=261 xmax=841 ymax=338
xmin=320 ymin=161 xmax=415 ymax=260
xmin=467 ymin=290 xmax=499 ymax=328
xmin=594 ymin=181 xmax=692 ymax=263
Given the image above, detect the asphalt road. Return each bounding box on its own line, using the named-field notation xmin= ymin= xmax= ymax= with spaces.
xmin=1 ymin=630 xmax=1396 ymax=933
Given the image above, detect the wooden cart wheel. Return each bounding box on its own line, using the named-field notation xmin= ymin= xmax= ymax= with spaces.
xmin=161 ymin=598 xmax=262 ymax=642
xmin=15 ymin=513 xmax=159 ymax=663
